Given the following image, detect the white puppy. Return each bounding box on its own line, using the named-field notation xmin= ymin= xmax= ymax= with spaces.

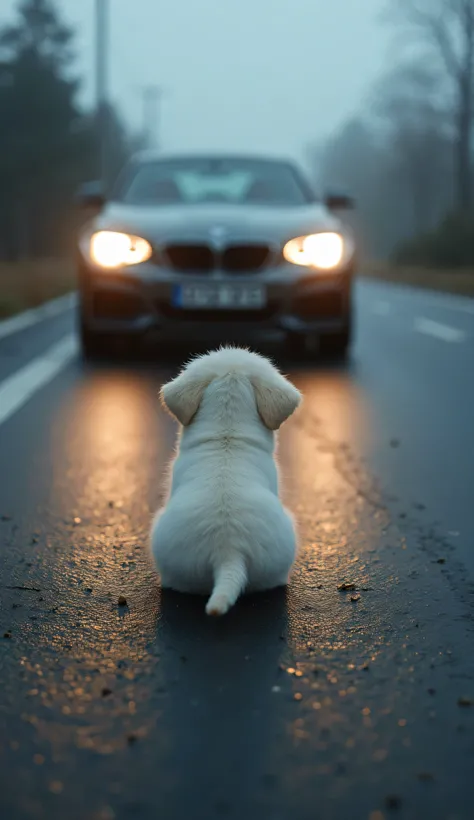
xmin=150 ymin=346 xmax=302 ymax=616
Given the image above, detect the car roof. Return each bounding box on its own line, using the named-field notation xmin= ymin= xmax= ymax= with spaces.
xmin=131 ymin=150 xmax=303 ymax=168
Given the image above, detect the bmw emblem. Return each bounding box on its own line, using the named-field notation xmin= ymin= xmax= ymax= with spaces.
xmin=209 ymin=225 xmax=226 ymax=241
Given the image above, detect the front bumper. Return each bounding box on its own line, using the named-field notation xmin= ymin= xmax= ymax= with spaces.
xmin=77 ymin=259 xmax=354 ymax=343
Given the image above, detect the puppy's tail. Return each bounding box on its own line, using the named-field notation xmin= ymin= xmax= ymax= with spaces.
xmin=206 ymin=553 xmax=247 ymax=617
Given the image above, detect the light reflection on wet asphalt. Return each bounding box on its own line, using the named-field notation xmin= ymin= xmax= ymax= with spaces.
xmin=0 ymin=342 xmax=473 ymax=820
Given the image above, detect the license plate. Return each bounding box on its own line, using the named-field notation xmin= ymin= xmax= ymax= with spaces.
xmin=172 ymin=283 xmax=266 ymax=309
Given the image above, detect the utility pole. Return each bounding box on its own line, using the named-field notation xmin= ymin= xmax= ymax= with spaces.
xmin=95 ymin=0 xmax=109 ymax=188
xmin=141 ymin=86 xmax=163 ymax=151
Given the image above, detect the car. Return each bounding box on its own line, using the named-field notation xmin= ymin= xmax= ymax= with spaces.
xmin=76 ymin=152 xmax=357 ymax=359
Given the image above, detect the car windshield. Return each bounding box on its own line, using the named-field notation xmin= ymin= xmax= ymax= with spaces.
xmin=118 ymin=157 xmax=313 ymax=206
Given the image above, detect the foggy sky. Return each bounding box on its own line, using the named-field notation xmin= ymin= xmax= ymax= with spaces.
xmin=3 ymin=0 xmax=390 ymax=160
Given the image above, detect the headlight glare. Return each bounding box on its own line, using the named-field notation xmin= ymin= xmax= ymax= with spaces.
xmin=90 ymin=231 xmax=152 ymax=268
xmin=283 ymin=232 xmax=344 ymax=269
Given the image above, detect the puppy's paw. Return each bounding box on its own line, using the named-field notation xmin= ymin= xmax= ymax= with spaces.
xmin=205 ymin=595 xmax=230 ymax=617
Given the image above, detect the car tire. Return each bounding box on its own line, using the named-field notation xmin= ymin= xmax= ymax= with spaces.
xmin=79 ymin=318 xmax=111 ymax=361
xmin=284 ymin=331 xmax=307 ymax=360
xmin=319 ymin=323 xmax=352 ymax=360
xmin=285 ymin=317 xmax=352 ymax=362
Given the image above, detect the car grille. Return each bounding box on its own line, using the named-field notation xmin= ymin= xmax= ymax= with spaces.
xmin=164 ymin=244 xmax=215 ymax=272
xmin=163 ymin=243 xmax=273 ymax=273
xmin=222 ymin=245 xmax=272 ymax=272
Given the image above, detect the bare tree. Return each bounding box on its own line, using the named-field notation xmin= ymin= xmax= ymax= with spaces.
xmin=308 ymin=118 xmax=407 ymax=257
xmin=373 ymin=63 xmax=453 ymax=233
xmin=387 ymin=0 xmax=474 ymax=211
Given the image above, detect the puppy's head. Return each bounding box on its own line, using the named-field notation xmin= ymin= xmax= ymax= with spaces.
xmin=161 ymin=347 xmax=302 ymax=430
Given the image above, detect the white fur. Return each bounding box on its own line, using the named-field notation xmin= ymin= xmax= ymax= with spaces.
xmin=150 ymin=346 xmax=302 ymax=616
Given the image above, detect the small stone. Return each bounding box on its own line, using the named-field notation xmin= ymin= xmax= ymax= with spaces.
xmin=101 ymin=687 xmax=112 ymax=697
xmin=99 ymin=807 xmax=116 ymax=820
xmin=294 ymin=693 xmax=303 ymax=701
xmin=338 ymin=582 xmax=356 ymax=591
xmin=118 ymin=595 xmax=128 ymax=607
xmin=49 ymin=781 xmax=63 ymax=794
xmin=436 ymin=558 xmax=446 ymax=564
xmin=350 ymin=594 xmax=361 ymax=602
xmin=3 ymin=631 xmax=12 ymax=639
xmin=457 ymin=696 xmax=473 ymax=707
xmin=385 ymin=795 xmax=401 ymax=810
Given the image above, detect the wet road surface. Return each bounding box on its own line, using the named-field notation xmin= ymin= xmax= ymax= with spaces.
xmin=0 ymin=279 xmax=473 ymax=820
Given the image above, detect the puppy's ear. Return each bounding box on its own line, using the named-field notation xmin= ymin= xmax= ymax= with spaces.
xmin=161 ymin=370 xmax=210 ymax=426
xmin=252 ymin=371 xmax=301 ymax=431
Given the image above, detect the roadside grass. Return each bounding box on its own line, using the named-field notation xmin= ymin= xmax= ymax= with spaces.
xmin=0 ymin=259 xmax=75 ymax=319
xmin=361 ymin=262 xmax=474 ymax=298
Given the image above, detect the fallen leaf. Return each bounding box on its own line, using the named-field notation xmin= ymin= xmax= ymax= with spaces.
xmin=417 ymin=772 xmax=434 ymax=782
xmin=385 ymin=794 xmax=402 ymax=809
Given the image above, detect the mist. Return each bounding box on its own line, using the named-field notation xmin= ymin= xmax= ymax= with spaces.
xmin=1 ymin=0 xmax=473 ymax=266
xmin=2 ymin=0 xmax=390 ymax=156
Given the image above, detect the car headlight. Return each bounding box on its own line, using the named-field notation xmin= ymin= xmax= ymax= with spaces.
xmin=90 ymin=231 xmax=153 ymax=269
xmin=283 ymin=232 xmax=344 ymax=269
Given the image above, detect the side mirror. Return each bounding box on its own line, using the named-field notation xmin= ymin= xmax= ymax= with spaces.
xmin=76 ymin=181 xmax=106 ymax=210
xmin=324 ymin=192 xmax=355 ymax=211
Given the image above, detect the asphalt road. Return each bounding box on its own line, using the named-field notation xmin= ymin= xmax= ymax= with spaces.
xmin=0 ymin=279 xmax=473 ymax=820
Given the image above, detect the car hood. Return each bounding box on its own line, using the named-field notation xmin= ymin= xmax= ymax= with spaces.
xmin=91 ymin=202 xmax=347 ymax=246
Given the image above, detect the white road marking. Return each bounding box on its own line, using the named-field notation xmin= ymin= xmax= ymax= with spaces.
xmin=408 ymin=288 xmax=474 ymax=316
xmin=363 ymin=280 xmax=474 ymax=315
xmin=414 ymin=317 xmax=467 ymax=343
xmin=0 ymin=335 xmax=77 ymax=428
xmin=0 ymin=292 xmax=77 ymax=341
xmin=372 ymin=301 xmax=391 ymax=316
